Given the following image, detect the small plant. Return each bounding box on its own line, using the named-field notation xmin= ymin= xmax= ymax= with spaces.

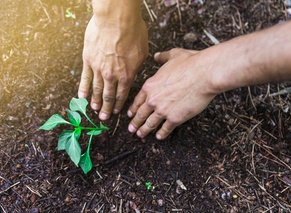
xmin=39 ymin=98 xmax=108 ymax=174
xmin=145 ymin=182 xmax=155 ymax=191
xmin=65 ymin=9 xmax=76 ymax=19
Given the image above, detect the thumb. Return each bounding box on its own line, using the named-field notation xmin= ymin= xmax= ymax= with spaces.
xmin=154 ymin=48 xmax=194 ymax=64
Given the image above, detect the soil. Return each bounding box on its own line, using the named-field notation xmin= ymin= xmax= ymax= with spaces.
xmin=0 ymin=0 xmax=291 ymax=212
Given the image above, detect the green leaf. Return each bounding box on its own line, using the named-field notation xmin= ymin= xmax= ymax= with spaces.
xmin=87 ymin=129 xmax=102 ymax=136
xmin=69 ymin=97 xmax=98 ymax=128
xmin=58 ymin=130 xmax=74 ymax=151
xmin=65 ymin=128 xmax=81 ymax=166
xmin=79 ymin=135 xmax=93 ymax=174
xmin=39 ymin=114 xmax=70 ymax=130
xmin=69 ymin=98 xmax=88 ymax=117
xmin=67 ymin=109 xmax=81 ymax=126
xmin=79 ymin=149 xmax=93 ymax=174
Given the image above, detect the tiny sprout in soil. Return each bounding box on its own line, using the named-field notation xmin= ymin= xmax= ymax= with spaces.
xmin=145 ymin=182 xmax=155 ymax=191
xmin=39 ymin=97 xmax=109 ymax=174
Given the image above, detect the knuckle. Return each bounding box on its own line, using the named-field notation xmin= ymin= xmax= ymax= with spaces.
xmin=141 ymin=78 xmax=153 ymax=93
xmin=91 ymin=62 xmax=99 ymax=71
xmin=145 ymin=120 xmax=155 ymax=129
xmin=103 ymin=71 xmax=115 ymax=82
xmin=145 ymin=96 xmax=158 ymax=108
xmin=103 ymin=95 xmax=115 ymax=103
xmin=166 ymin=116 xmax=179 ymax=126
xmin=161 ymin=126 xmax=171 ymax=134
xmin=92 ymin=85 xmax=103 ymax=94
xmin=119 ymin=75 xmax=131 ymax=85
xmin=81 ymin=72 xmax=92 ymax=82
xmin=136 ymin=112 xmax=146 ymax=120
xmin=115 ymin=95 xmax=123 ymax=101
xmin=154 ymin=108 xmax=166 ymax=118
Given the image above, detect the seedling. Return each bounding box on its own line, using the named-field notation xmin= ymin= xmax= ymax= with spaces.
xmin=145 ymin=182 xmax=155 ymax=191
xmin=65 ymin=9 xmax=76 ymax=19
xmin=39 ymin=97 xmax=108 ymax=174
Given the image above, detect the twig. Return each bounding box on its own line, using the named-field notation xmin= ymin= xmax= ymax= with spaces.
xmin=37 ymin=0 xmax=51 ymax=23
xmin=258 ymin=140 xmax=291 ymax=171
xmin=247 ymin=169 xmax=291 ymax=210
xmin=248 ymin=86 xmax=257 ymax=110
xmin=86 ymin=193 xmax=96 ymax=209
xmin=112 ymin=113 xmax=120 ymax=136
xmin=215 ymin=175 xmax=250 ymax=201
xmin=119 ymin=199 xmax=123 ymax=213
xmin=203 ymin=29 xmax=220 ymax=45
xmin=176 ymin=0 xmax=183 ymax=27
xmin=94 ymin=204 xmax=104 ymax=213
xmin=0 ymin=203 xmax=7 ymax=213
xmin=105 ymin=149 xmax=137 ymax=165
xmin=0 ymin=182 xmax=20 ymax=194
xmin=143 ymin=0 xmax=154 ymax=22
xmin=269 ymin=87 xmax=291 ymax=96
xmin=25 ymin=184 xmax=42 ymax=197
xmin=80 ymin=202 xmax=86 ymax=213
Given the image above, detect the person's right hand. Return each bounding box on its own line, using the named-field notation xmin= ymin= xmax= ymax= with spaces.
xmin=127 ymin=48 xmax=218 ymax=140
xmin=78 ymin=15 xmax=148 ymax=120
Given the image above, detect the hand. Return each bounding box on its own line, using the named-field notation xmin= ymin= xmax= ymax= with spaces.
xmin=127 ymin=48 xmax=217 ymax=140
xmin=78 ymin=15 xmax=148 ymax=120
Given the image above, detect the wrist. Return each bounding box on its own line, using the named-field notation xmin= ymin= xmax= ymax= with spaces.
xmin=204 ymin=37 xmax=255 ymax=95
xmin=92 ymin=0 xmax=143 ymax=26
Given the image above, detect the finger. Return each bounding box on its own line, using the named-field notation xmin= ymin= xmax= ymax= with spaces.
xmin=128 ymin=103 xmax=153 ymax=133
xmin=127 ymin=89 xmax=147 ymax=118
xmin=154 ymin=48 xmax=198 ymax=64
xmin=136 ymin=112 xmax=164 ymax=138
xmin=90 ymin=70 xmax=103 ymax=111
xmin=112 ymin=77 xmax=133 ymax=114
xmin=99 ymin=72 xmax=117 ymax=120
xmin=154 ymin=48 xmax=184 ymax=64
xmin=78 ymin=63 xmax=93 ymax=98
xmin=155 ymin=119 xmax=180 ymax=140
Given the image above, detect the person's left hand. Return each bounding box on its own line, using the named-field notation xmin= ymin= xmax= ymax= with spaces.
xmin=127 ymin=48 xmax=217 ymax=140
xmin=78 ymin=15 xmax=148 ymax=120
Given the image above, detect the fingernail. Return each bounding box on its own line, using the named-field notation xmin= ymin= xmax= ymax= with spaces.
xmin=78 ymin=91 xmax=86 ymax=98
xmin=128 ymin=124 xmax=136 ymax=133
xmin=137 ymin=130 xmax=143 ymax=138
xmin=99 ymin=112 xmax=109 ymax=120
xmin=156 ymin=134 xmax=162 ymax=140
xmin=113 ymin=108 xmax=119 ymax=114
xmin=154 ymin=52 xmax=161 ymax=57
xmin=92 ymin=103 xmax=100 ymax=110
xmin=127 ymin=110 xmax=133 ymax=117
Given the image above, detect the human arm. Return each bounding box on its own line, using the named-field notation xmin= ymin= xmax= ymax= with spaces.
xmin=78 ymin=0 xmax=148 ymax=120
xmin=127 ymin=21 xmax=291 ymax=140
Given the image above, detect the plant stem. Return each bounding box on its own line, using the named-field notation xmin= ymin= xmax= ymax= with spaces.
xmin=84 ymin=114 xmax=98 ymax=128
xmin=78 ymin=126 xmax=108 ymax=131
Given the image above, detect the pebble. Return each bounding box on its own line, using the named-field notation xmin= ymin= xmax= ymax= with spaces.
xmin=183 ymin=32 xmax=198 ymax=42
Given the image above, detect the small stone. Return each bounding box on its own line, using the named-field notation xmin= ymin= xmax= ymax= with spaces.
xmin=157 ymin=199 xmax=164 ymax=206
xmin=183 ymin=32 xmax=198 ymax=42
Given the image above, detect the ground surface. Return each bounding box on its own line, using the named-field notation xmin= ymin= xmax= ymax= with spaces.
xmin=0 ymin=0 xmax=291 ymax=212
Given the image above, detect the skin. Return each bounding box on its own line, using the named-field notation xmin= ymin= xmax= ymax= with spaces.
xmin=127 ymin=21 xmax=291 ymax=140
xmin=78 ymin=0 xmax=148 ymax=120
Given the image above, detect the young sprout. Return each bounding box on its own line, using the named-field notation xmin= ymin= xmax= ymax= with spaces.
xmin=39 ymin=98 xmax=109 ymax=174
xmin=65 ymin=9 xmax=76 ymax=19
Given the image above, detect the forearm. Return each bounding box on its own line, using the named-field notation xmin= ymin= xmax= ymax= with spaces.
xmin=206 ymin=21 xmax=291 ymax=94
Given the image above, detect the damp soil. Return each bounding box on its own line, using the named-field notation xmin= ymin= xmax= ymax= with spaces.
xmin=0 ymin=0 xmax=291 ymax=212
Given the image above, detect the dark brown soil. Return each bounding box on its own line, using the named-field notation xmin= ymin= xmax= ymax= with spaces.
xmin=1 ymin=0 xmax=291 ymax=212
